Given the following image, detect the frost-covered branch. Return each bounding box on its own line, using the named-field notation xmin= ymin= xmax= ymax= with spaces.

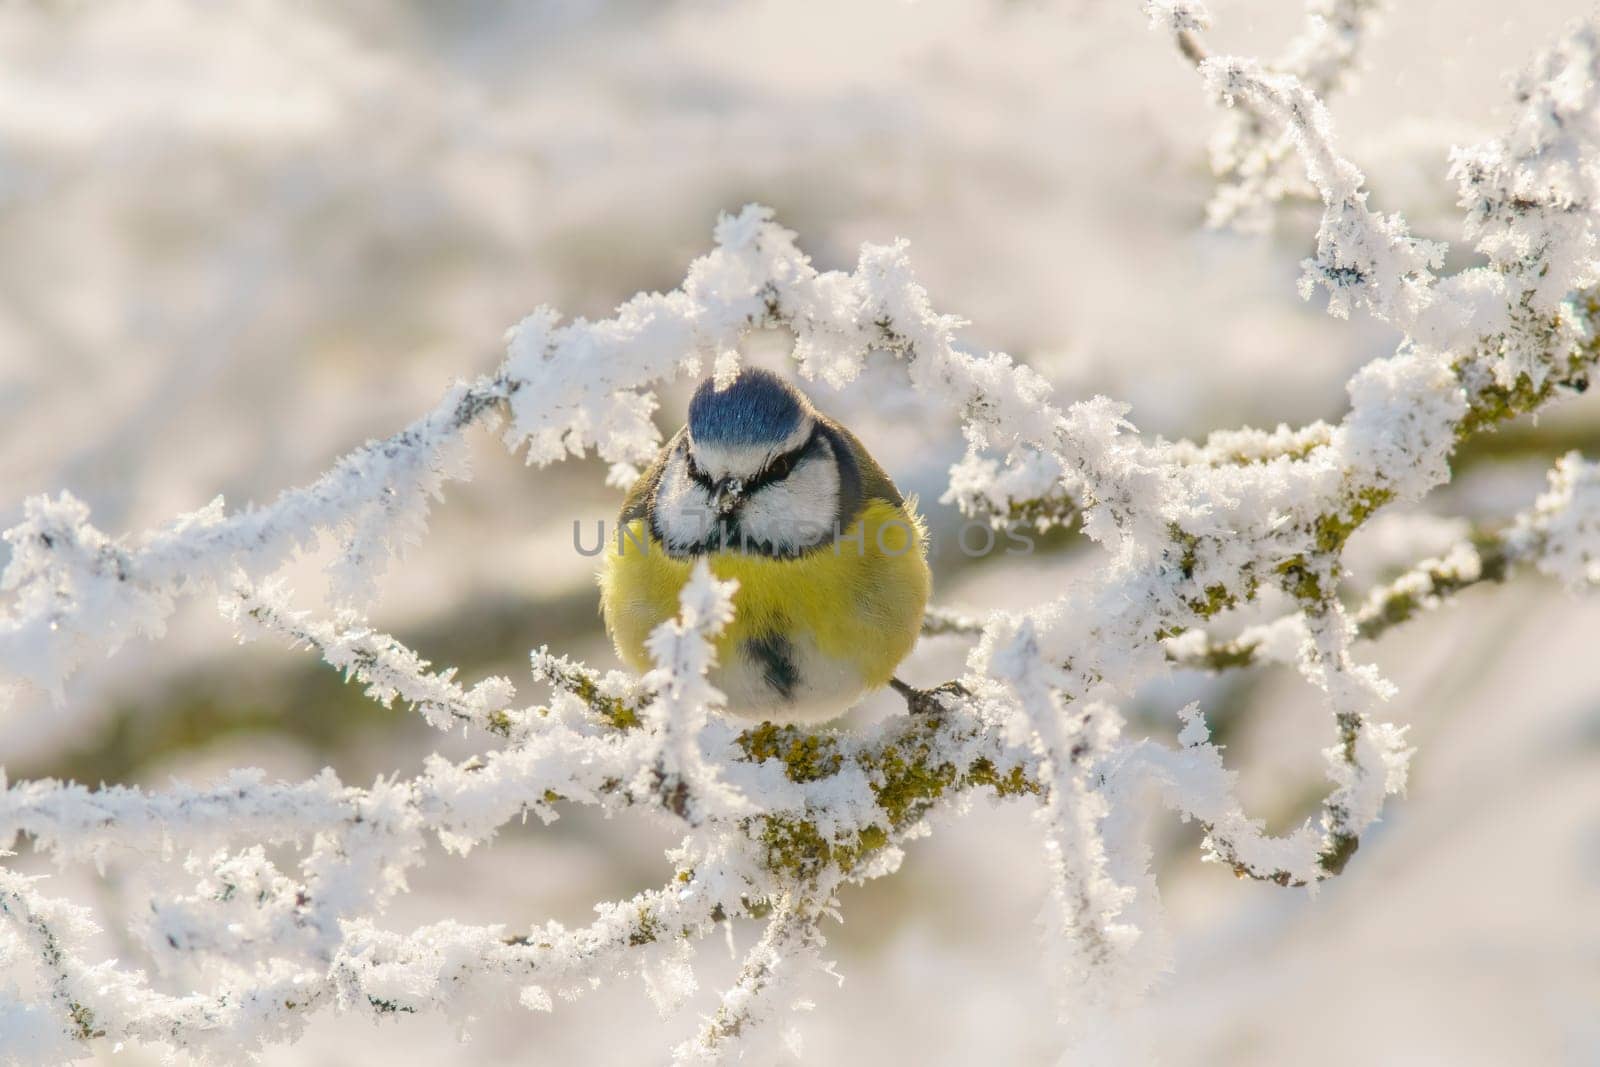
xmin=1157 ymin=0 xmax=1389 ymax=230
xmin=675 ymin=896 xmax=828 ymax=1065
xmin=1203 ymin=56 xmax=1447 ymax=332
xmin=1171 ymin=452 xmax=1600 ymax=671
xmin=920 ymin=604 xmax=985 ymax=637
xmin=225 ymin=578 xmax=520 ymax=737
xmin=5 ymin=9 xmax=1600 ymax=1060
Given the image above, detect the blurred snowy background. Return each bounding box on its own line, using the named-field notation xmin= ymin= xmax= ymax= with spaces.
xmin=1 ymin=0 xmax=1597 ymax=1063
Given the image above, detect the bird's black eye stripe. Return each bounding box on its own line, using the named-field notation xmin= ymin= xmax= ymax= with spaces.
xmin=745 ymin=426 xmax=818 ymax=493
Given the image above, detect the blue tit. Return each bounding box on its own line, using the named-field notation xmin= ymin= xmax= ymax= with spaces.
xmin=599 ymin=367 xmax=931 ymax=724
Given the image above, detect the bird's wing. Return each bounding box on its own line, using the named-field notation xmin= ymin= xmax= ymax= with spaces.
xmin=818 ymin=415 xmax=904 ymax=509
xmin=619 ymin=426 xmax=686 ymax=524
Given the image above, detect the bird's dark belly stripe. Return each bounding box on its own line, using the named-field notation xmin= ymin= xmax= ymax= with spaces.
xmin=745 ymin=634 xmax=799 ymax=701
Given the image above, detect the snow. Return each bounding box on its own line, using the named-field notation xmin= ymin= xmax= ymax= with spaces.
xmin=1 ymin=1 xmax=1598 ymax=1062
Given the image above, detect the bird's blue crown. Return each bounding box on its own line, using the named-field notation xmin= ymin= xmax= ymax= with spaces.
xmin=687 ymin=368 xmax=808 ymax=446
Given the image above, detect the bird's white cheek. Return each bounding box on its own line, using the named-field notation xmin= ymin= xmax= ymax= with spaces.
xmin=739 ymin=459 xmax=839 ymax=550
xmin=652 ymin=455 xmax=718 ymax=549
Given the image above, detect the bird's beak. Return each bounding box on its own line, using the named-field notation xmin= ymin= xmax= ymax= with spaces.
xmin=711 ymin=476 xmax=745 ymax=514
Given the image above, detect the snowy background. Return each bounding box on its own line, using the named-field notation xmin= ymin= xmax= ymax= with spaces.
xmin=1 ymin=0 xmax=1597 ymax=1063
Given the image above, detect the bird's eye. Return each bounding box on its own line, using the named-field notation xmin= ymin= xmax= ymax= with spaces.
xmin=766 ymin=453 xmax=793 ymax=481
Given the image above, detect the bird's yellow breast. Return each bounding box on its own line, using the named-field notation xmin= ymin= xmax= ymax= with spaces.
xmin=599 ymin=499 xmax=931 ymax=706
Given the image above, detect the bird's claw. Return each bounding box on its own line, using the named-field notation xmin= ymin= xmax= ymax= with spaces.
xmin=889 ymin=678 xmax=969 ymax=716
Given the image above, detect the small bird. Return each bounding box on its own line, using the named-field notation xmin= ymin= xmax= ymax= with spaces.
xmin=600 ymin=367 xmax=931 ymax=724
